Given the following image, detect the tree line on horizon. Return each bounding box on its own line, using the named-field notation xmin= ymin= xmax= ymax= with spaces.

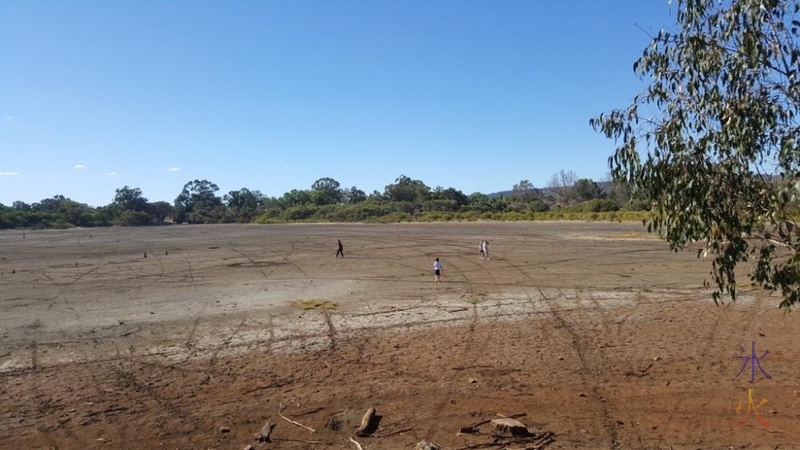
xmin=0 ymin=171 xmax=651 ymax=229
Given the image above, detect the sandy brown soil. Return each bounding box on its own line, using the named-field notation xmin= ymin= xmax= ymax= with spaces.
xmin=0 ymin=222 xmax=798 ymax=450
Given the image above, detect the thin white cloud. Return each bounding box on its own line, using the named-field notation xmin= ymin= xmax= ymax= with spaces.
xmin=0 ymin=171 xmax=19 ymax=176
xmin=283 ymin=165 xmax=292 ymax=171
xmin=105 ymin=171 xmax=119 ymax=176
xmin=4 ymin=116 xmax=12 ymax=120
xmin=166 ymin=167 xmax=181 ymax=172
xmin=48 ymin=172 xmax=58 ymax=176
xmin=74 ymin=164 xmax=87 ymax=170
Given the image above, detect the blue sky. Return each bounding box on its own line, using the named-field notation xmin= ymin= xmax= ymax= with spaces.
xmin=1 ymin=1 xmax=676 ymax=206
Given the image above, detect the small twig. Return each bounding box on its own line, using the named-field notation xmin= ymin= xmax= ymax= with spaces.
xmin=348 ymin=437 xmax=364 ymax=450
xmin=279 ymin=410 xmax=316 ymax=433
xmin=242 ymin=378 xmax=294 ymax=394
xmin=294 ymin=406 xmax=324 ymax=417
xmin=449 ymin=307 xmax=469 ymax=313
xmin=351 ymin=306 xmax=422 ymax=316
xmin=273 ymin=438 xmax=328 ymax=444
xmin=375 ymin=424 xmax=416 ymax=438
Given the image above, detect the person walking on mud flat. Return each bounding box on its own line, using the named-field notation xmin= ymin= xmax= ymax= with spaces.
xmin=481 ymin=240 xmax=490 ymax=260
xmin=479 ymin=240 xmax=485 ymax=259
xmin=433 ymin=257 xmax=443 ymax=282
xmin=336 ymin=239 xmax=344 ymax=258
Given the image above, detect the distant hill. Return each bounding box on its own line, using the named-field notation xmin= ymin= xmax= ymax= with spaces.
xmin=487 ymin=181 xmax=613 ymax=199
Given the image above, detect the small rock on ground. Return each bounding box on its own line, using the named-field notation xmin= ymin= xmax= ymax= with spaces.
xmin=415 ymin=441 xmax=441 ymax=450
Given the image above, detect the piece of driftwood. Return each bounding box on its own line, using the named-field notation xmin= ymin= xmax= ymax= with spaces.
xmin=356 ymin=407 xmax=379 ymax=436
xmin=490 ymin=418 xmax=529 ymax=436
xmin=278 ymin=404 xmax=316 ymax=433
xmin=459 ymin=412 xmax=527 ymax=434
xmin=348 ymin=437 xmax=365 ymax=450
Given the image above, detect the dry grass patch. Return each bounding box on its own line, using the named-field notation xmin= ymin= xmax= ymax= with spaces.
xmin=293 ymin=299 xmax=338 ymax=311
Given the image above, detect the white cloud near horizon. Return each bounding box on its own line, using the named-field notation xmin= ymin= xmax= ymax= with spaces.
xmin=4 ymin=116 xmax=12 ymax=120
xmin=74 ymin=164 xmax=87 ymax=169
xmin=105 ymin=171 xmax=119 ymax=176
xmin=166 ymin=167 xmax=181 ymax=172
xmin=0 ymin=171 xmax=19 ymax=176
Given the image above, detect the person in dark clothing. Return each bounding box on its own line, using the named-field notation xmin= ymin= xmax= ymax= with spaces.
xmin=336 ymin=239 xmax=344 ymax=258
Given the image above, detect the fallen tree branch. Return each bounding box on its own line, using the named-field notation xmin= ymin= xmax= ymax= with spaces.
xmin=752 ymin=233 xmax=792 ymax=249
xmin=348 ymin=437 xmax=364 ymax=450
xmin=459 ymin=412 xmax=527 ymax=434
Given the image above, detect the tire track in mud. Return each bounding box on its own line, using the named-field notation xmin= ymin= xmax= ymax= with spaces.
xmin=228 ymin=245 xmax=271 ymax=280
xmin=586 ymin=291 xmax=646 ymax=448
xmin=114 ymin=362 xmax=204 ymax=429
xmin=48 ymin=258 xmax=107 ymax=322
xmin=209 ymin=319 xmax=247 ymax=366
xmin=178 ymin=317 xmax=203 ymax=364
xmin=184 ymin=258 xmax=198 ymax=288
xmin=323 ymin=310 xmax=337 ymax=350
xmin=140 ymin=240 xmax=166 ymax=278
xmin=224 ymin=239 xmax=310 ymax=282
xmin=537 ymin=287 xmax=622 ymax=449
xmin=2 ymin=300 xmax=576 ymax=375
xmin=661 ymin=307 xmax=723 ymax=432
xmin=499 ymin=253 xmax=623 ymax=449
xmin=450 ymin=254 xmax=503 ymax=331
xmin=285 ymin=240 xmax=311 ymax=279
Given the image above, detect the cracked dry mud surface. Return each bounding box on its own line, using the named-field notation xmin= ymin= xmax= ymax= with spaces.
xmin=1 ymin=222 xmax=798 ymax=450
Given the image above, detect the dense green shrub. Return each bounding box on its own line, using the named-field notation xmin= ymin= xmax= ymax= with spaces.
xmin=566 ymin=199 xmax=620 ymax=213
xmin=116 ymin=211 xmax=153 ymax=226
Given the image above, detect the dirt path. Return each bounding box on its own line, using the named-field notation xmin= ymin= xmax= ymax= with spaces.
xmin=0 ymin=223 xmax=797 ymax=449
